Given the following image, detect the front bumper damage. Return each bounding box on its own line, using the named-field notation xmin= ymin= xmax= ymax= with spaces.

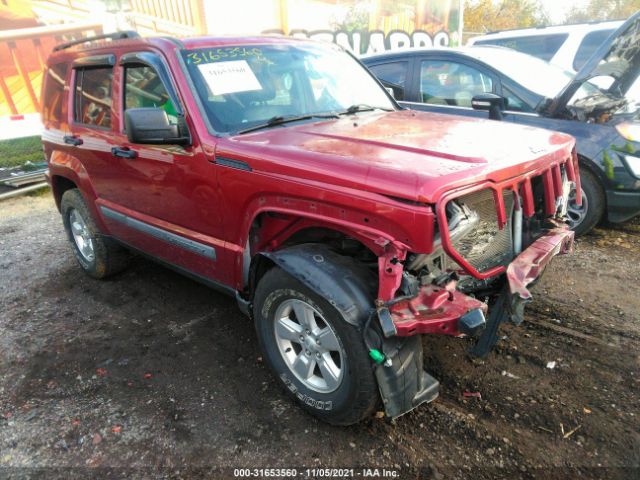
xmin=506 ymin=226 xmax=574 ymax=323
xmin=375 ymin=225 xmax=574 ymax=419
xmin=387 ymin=224 xmax=574 ymax=338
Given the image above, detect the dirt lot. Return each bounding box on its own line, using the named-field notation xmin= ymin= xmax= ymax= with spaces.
xmin=1 ymin=194 xmax=639 ymax=479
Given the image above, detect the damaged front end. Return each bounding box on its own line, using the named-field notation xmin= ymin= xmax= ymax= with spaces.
xmin=371 ymin=152 xmax=580 ymax=419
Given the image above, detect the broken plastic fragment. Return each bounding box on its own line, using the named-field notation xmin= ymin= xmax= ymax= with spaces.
xmin=463 ymin=391 xmax=482 ymax=399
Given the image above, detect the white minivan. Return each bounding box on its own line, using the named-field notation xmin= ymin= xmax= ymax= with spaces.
xmin=467 ymin=21 xmax=623 ymax=73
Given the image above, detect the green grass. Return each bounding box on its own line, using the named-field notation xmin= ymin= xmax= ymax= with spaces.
xmin=0 ymin=136 xmax=44 ymax=169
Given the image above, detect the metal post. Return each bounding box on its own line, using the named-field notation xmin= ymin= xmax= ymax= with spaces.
xmin=458 ymin=0 xmax=464 ymax=46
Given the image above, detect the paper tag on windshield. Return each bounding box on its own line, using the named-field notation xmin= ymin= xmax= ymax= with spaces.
xmin=197 ymin=60 xmax=262 ymax=96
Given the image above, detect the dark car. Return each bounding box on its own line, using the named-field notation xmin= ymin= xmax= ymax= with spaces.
xmin=362 ymin=12 xmax=640 ymax=235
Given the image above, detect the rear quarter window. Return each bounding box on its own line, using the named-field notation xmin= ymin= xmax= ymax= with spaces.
xmin=476 ymin=34 xmax=568 ymax=62
xmin=368 ymin=61 xmax=409 ymax=100
xmin=42 ymin=63 xmax=68 ymax=127
xmin=573 ymin=29 xmax=614 ymax=71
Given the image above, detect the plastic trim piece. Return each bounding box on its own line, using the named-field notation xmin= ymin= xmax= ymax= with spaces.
xmin=259 ymin=244 xmax=375 ymax=327
xmin=100 ymin=206 xmax=216 ymax=260
xmin=72 ymin=54 xmax=116 ymax=68
xmin=54 ymin=31 xmax=140 ymax=52
xmin=375 ymin=335 xmax=439 ymax=418
xmin=215 ymin=156 xmax=252 ymax=171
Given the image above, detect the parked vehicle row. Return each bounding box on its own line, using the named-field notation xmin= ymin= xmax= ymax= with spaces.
xmin=466 ymin=20 xmax=624 ymax=73
xmin=362 ymin=11 xmax=640 ymax=235
xmin=42 ymin=31 xmax=579 ymax=424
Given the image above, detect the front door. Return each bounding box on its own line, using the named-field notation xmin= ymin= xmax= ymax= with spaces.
xmin=96 ymin=53 xmax=227 ymax=284
xmin=404 ymin=57 xmax=497 ymax=119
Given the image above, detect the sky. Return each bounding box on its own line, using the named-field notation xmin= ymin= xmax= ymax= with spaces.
xmin=539 ymin=0 xmax=591 ymax=24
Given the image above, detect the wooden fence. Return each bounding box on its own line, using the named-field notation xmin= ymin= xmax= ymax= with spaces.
xmin=0 ymin=21 xmax=102 ymax=116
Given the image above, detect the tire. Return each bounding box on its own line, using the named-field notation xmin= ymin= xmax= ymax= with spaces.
xmin=60 ymin=189 xmax=130 ymax=279
xmin=253 ymin=267 xmax=379 ymax=425
xmin=568 ymin=168 xmax=605 ymax=236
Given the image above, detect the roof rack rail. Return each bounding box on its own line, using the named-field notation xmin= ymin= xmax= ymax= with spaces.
xmin=53 ymin=31 xmax=140 ymax=52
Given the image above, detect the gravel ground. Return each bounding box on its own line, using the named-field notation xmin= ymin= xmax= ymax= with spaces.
xmin=0 ymin=194 xmax=639 ymax=479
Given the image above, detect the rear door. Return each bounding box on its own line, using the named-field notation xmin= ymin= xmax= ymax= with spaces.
xmin=67 ymin=55 xmax=118 ymax=201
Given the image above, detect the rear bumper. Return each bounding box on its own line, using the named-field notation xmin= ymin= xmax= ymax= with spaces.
xmin=390 ymin=225 xmax=575 ymax=336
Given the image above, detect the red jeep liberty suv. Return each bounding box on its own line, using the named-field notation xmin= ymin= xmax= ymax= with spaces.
xmin=41 ymin=32 xmax=580 ymax=425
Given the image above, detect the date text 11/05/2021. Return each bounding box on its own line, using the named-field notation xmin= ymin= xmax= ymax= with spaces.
xmin=233 ymin=468 xmax=399 ymax=478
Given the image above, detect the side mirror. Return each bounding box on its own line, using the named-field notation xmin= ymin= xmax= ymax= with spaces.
xmin=124 ymin=107 xmax=190 ymax=145
xmin=471 ymin=93 xmax=508 ymax=121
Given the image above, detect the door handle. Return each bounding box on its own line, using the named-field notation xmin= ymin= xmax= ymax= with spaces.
xmin=63 ymin=135 xmax=83 ymax=146
xmin=111 ymin=147 xmax=137 ymax=159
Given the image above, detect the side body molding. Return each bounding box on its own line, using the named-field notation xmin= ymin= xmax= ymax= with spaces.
xmin=99 ymin=206 xmax=217 ymax=260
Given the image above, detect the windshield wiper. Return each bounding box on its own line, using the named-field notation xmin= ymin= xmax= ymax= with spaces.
xmin=338 ymin=104 xmax=393 ymax=115
xmin=237 ymin=113 xmax=338 ymax=135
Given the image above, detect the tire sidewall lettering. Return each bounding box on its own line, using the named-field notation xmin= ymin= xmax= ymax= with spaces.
xmin=260 ymin=286 xmax=350 ymax=413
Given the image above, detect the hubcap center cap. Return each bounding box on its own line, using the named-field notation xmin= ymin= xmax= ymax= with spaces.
xmin=303 ymin=334 xmax=318 ymax=352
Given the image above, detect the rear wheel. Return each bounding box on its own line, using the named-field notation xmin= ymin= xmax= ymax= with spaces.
xmin=253 ymin=267 xmax=379 ymax=425
xmin=567 ymin=168 xmax=605 ymax=236
xmin=61 ymin=189 xmax=130 ymax=279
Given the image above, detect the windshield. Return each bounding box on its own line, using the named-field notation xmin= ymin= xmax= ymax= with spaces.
xmin=471 ymin=48 xmax=600 ymax=103
xmin=181 ymin=43 xmax=395 ymax=134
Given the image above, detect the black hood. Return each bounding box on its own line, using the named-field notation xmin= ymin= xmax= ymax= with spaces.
xmin=550 ymin=11 xmax=640 ymax=114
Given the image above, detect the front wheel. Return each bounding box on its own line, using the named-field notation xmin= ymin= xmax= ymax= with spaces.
xmin=253 ymin=267 xmax=379 ymax=425
xmin=567 ymin=168 xmax=605 ymax=236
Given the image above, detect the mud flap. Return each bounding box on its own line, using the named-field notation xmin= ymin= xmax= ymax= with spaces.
xmin=375 ymin=335 xmax=440 ymax=418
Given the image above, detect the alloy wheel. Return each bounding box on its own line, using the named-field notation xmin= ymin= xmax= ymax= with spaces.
xmin=273 ymin=298 xmax=345 ymax=393
xmin=69 ymin=208 xmax=95 ymax=262
xmin=566 ymin=188 xmax=588 ymax=230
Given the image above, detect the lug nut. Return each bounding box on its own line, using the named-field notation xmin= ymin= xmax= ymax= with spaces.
xmin=299 ymin=335 xmax=304 ymax=341
xmin=315 ymin=352 xmax=321 ymax=358
xmin=305 ymin=350 xmax=311 ymax=356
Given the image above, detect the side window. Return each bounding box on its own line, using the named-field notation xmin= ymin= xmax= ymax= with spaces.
xmin=573 ymin=30 xmax=614 ymax=71
xmin=476 ymin=34 xmax=568 ymax=62
xmin=368 ymin=61 xmax=408 ymax=100
xmin=42 ymin=63 xmax=68 ymax=127
xmin=502 ymin=86 xmax=533 ymax=113
xmin=419 ymin=60 xmax=493 ymax=107
xmin=124 ymin=65 xmax=178 ymax=126
xmin=74 ymin=67 xmax=113 ymax=128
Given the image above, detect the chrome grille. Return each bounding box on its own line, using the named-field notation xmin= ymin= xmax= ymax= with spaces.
xmin=451 ymin=189 xmax=514 ymax=272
